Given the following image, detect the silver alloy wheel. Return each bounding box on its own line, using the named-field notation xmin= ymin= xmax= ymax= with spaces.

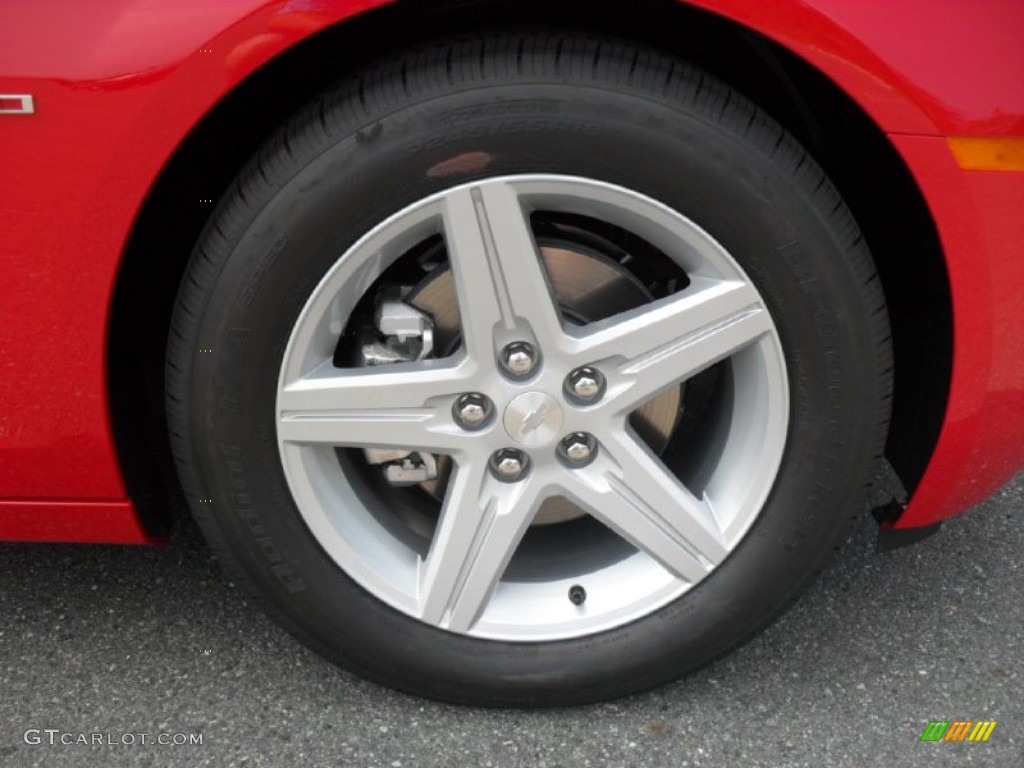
xmin=276 ymin=175 xmax=789 ymax=641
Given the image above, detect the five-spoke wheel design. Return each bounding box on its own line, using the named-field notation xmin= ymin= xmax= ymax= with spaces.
xmin=276 ymin=175 xmax=788 ymax=640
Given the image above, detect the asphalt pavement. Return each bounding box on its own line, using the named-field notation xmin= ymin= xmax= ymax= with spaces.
xmin=1 ymin=473 xmax=1021 ymax=767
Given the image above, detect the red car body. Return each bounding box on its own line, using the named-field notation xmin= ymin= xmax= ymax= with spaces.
xmin=1 ymin=0 xmax=1022 ymax=543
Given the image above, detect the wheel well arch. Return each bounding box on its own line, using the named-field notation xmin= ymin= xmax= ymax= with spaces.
xmin=108 ymin=0 xmax=951 ymax=533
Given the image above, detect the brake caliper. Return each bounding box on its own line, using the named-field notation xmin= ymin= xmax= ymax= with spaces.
xmin=358 ymin=287 xmax=439 ymax=486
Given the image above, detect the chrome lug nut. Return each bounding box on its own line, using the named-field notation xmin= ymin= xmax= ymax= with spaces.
xmin=558 ymin=432 xmax=598 ymax=467
xmin=566 ymin=366 xmax=605 ymax=403
xmin=501 ymin=341 xmax=537 ymax=377
xmin=489 ymin=448 xmax=530 ymax=482
xmin=453 ymin=393 xmax=492 ymax=430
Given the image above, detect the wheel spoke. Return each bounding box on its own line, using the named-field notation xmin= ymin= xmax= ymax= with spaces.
xmin=573 ymin=277 xmax=772 ymax=411
xmin=441 ymin=180 xmax=563 ymax=358
xmin=563 ymin=433 xmax=728 ymax=583
xmin=418 ymin=462 xmax=542 ymax=632
xmin=277 ymin=360 xmax=468 ymax=454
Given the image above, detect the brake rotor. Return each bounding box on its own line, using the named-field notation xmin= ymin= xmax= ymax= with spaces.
xmin=407 ymin=241 xmax=683 ymax=525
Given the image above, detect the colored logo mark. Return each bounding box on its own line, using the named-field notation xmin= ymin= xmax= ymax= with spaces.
xmin=920 ymin=720 xmax=997 ymax=742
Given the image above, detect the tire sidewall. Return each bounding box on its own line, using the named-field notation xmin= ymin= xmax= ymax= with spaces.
xmin=176 ymin=76 xmax=881 ymax=704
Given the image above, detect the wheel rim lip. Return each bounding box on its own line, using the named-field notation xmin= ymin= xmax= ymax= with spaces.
xmin=275 ymin=174 xmax=790 ymax=641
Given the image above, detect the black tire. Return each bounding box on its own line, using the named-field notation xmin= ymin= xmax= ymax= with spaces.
xmin=166 ymin=32 xmax=892 ymax=706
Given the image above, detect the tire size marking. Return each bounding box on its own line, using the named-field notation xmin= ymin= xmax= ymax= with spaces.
xmin=219 ymin=443 xmax=307 ymax=593
xmin=405 ymin=118 xmax=603 ymax=156
xmin=430 ymin=101 xmax=560 ymax=128
xmin=226 ymin=328 xmax=251 ymax=361
xmin=238 ymin=237 xmax=288 ymax=308
xmin=776 ymin=239 xmax=846 ymax=553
